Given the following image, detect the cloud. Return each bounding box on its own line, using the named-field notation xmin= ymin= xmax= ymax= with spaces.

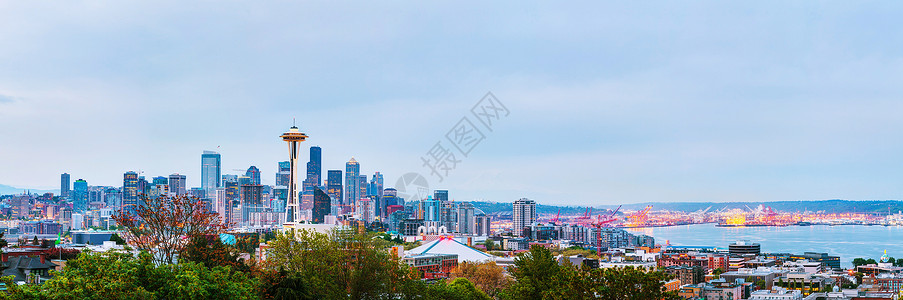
xmin=0 ymin=94 xmax=15 ymax=103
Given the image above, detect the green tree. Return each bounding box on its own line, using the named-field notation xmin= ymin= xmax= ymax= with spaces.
xmin=482 ymin=239 xmax=496 ymax=251
xmin=180 ymin=235 xmax=249 ymax=272
xmin=428 ymin=278 xmax=492 ymax=300
xmin=0 ymin=251 xmax=257 ymax=300
xmin=503 ymin=245 xmax=562 ymax=299
xmin=0 ymin=231 xmax=8 ymax=249
xmin=266 ymin=229 xmax=419 ymax=299
xmin=502 ymin=245 xmax=679 ymax=300
xmin=109 ymin=233 xmax=126 ymax=245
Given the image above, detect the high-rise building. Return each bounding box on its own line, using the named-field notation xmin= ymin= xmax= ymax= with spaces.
xmin=434 ymin=190 xmax=449 ymax=202
xmin=307 ymin=146 xmax=322 ymax=187
xmin=73 ymin=179 xmax=88 ymax=212
xmin=457 ymin=202 xmax=475 ymax=235
xmin=222 ymin=174 xmax=238 ymax=184
xmin=383 ymin=188 xmax=398 ymax=207
xmin=358 ymin=175 xmax=367 ymax=207
xmin=369 ymin=172 xmax=384 ymax=217
xmin=224 ymin=180 xmax=239 ymax=224
xmin=275 ymin=161 xmax=290 ymax=187
xmin=152 ymin=176 xmax=169 ymax=197
xmin=122 ymin=171 xmax=138 ymax=214
xmin=513 ymin=198 xmax=537 ymax=237
xmin=240 ymin=184 xmax=264 ymax=223
xmin=137 ymin=176 xmax=148 ymax=196
xmin=474 ymin=210 xmax=491 ymax=236
xmin=60 ymin=173 xmax=71 ymax=198
xmin=201 ymin=151 xmax=221 ymax=198
xmin=246 ymin=166 xmax=261 ymax=185
xmin=169 ymin=174 xmax=187 ymax=196
xmin=344 ymin=158 xmax=360 ymax=208
xmin=238 ymin=175 xmax=252 ymax=186
xmin=312 ymin=188 xmax=330 ymax=224
xmin=153 ymin=176 xmax=168 ymax=185
xmin=326 ymin=170 xmax=342 ymax=204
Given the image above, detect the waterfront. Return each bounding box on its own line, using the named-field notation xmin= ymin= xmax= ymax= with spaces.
xmin=625 ymin=223 xmax=903 ymax=268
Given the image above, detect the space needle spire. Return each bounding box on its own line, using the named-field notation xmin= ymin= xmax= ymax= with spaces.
xmin=280 ymin=122 xmax=308 ymax=223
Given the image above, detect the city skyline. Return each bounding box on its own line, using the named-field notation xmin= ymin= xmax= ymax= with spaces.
xmin=4 ymin=3 xmax=903 ymax=206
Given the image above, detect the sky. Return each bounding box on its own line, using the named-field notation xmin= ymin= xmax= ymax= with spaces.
xmin=2 ymin=2 xmax=903 ymax=206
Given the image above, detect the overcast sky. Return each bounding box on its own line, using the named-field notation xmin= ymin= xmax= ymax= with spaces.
xmin=2 ymin=2 xmax=903 ymax=205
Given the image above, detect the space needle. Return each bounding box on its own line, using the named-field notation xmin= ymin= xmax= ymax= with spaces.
xmin=280 ymin=122 xmax=308 ymax=224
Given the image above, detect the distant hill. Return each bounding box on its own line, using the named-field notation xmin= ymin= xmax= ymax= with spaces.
xmin=472 ymin=200 xmax=903 ymax=215
xmin=0 ymin=184 xmax=58 ymax=196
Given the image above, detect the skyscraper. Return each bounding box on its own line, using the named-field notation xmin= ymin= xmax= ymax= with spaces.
xmin=457 ymin=202 xmax=475 ymax=235
xmin=275 ymin=161 xmax=290 ymax=187
xmin=368 ymin=172 xmax=383 ymax=217
xmin=73 ymin=179 xmax=88 ymax=212
xmin=383 ymin=188 xmax=398 ymax=207
xmin=169 ymin=173 xmax=187 ymax=196
xmin=326 ymin=170 xmax=342 ymax=211
xmin=246 ymin=166 xmax=261 ymax=185
xmin=513 ymin=198 xmax=537 ymax=237
xmin=201 ymin=151 xmax=221 ymax=198
xmin=312 ymin=188 xmax=330 ymax=224
xmin=137 ymin=176 xmax=148 ymax=196
xmin=358 ymin=175 xmax=367 ymax=205
xmin=123 ymin=171 xmax=138 ymax=214
xmin=307 ymin=146 xmax=322 ymax=186
xmin=344 ymin=158 xmax=359 ymax=208
xmin=281 ymin=124 xmax=308 ymax=223
xmin=60 ymin=173 xmax=70 ymax=198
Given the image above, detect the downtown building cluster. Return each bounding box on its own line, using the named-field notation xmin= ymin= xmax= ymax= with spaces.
xmin=45 ymin=146 xmax=491 ymax=237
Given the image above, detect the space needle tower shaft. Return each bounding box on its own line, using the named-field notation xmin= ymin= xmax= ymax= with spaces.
xmin=280 ymin=123 xmax=308 ymax=223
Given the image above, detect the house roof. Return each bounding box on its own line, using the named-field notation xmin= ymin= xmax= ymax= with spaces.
xmin=408 ymin=237 xmax=495 ymax=263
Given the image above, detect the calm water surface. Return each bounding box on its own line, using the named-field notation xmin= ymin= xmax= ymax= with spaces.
xmin=625 ymin=224 xmax=903 ymax=268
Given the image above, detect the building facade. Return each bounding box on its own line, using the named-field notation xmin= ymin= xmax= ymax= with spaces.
xmin=512 ymin=198 xmax=536 ymax=237
xmin=201 ymin=150 xmax=221 ymax=198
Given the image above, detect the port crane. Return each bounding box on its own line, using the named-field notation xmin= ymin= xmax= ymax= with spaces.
xmin=625 ymin=205 xmax=652 ymax=226
xmin=590 ymin=205 xmax=622 ymax=254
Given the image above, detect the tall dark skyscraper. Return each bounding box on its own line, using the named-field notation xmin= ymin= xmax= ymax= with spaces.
xmin=327 ymin=170 xmax=343 ymax=205
xmin=344 ymin=158 xmax=360 ymax=207
xmin=312 ymin=188 xmax=330 ymax=224
xmin=201 ymin=151 xmax=221 ymax=198
xmin=60 ymin=173 xmax=70 ymax=198
xmin=307 ymin=146 xmax=322 ymax=186
xmin=246 ymin=166 xmax=261 ymax=185
xmin=73 ymin=179 xmax=88 ymax=212
xmin=137 ymin=176 xmax=148 ymax=196
xmin=123 ymin=171 xmax=138 ymax=214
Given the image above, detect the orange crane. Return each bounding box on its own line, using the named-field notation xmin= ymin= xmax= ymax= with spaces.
xmin=626 ymin=205 xmax=653 ymax=227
